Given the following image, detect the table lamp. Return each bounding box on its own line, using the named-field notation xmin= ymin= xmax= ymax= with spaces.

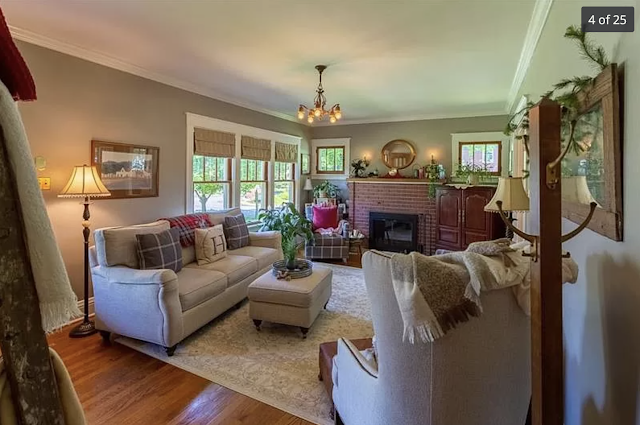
xmin=59 ymin=165 xmax=110 ymax=337
xmin=303 ymin=178 xmax=313 ymax=203
xmin=484 ymin=177 xmax=530 ymax=239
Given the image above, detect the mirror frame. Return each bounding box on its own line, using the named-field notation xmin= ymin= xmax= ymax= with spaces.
xmin=381 ymin=139 xmax=416 ymax=170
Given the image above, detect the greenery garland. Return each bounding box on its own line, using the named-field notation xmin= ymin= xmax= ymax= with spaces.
xmin=504 ymin=26 xmax=611 ymax=177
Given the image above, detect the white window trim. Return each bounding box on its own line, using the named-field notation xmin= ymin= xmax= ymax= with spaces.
xmin=311 ymin=138 xmax=351 ymax=180
xmin=186 ymin=112 xmax=302 ymax=213
xmin=451 ymin=132 xmax=511 ymax=177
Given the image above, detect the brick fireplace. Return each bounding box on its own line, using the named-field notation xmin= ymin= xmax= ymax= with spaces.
xmin=347 ymin=179 xmax=437 ymax=254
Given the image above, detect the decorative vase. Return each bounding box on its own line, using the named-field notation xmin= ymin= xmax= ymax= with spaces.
xmin=467 ymin=173 xmax=479 ymax=185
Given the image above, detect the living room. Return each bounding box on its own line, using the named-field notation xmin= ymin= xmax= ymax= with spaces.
xmin=0 ymin=1 xmax=638 ymax=425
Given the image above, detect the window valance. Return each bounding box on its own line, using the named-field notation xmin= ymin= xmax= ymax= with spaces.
xmin=241 ymin=136 xmax=271 ymax=161
xmin=194 ymin=128 xmax=235 ymax=158
xmin=275 ymin=141 xmax=298 ymax=163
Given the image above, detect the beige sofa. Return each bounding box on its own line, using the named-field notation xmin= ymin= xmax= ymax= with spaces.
xmin=89 ymin=208 xmax=282 ymax=356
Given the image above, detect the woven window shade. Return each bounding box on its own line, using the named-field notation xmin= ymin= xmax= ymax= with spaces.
xmin=274 ymin=141 xmax=298 ymax=163
xmin=241 ymin=136 xmax=272 ymax=161
xmin=194 ymin=128 xmax=236 ymax=158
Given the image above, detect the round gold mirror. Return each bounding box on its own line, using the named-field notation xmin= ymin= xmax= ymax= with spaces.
xmin=381 ymin=139 xmax=416 ymax=170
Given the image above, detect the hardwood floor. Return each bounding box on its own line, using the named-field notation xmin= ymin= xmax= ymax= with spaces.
xmin=48 ymin=255 xmax=363 ymax=425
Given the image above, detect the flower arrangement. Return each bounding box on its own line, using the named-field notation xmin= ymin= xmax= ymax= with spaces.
xmin=351 ymin=157 xmax=370 ymax=178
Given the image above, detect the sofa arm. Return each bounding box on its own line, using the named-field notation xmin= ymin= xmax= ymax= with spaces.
xmin=91 ymin=265 xmax=183 ymax=347
xmin=249 ymin=231 xmax=282 ymax=251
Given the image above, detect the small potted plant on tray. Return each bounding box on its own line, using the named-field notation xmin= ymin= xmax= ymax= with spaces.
xmin=313 ymin=180 xmax=340 ymax=199
xmin=258 ymin=203 xmax=314 ymax=270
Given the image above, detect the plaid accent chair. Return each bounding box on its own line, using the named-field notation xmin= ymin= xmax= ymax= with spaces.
xmin=304 ymin=204 xmax=350 ymax=263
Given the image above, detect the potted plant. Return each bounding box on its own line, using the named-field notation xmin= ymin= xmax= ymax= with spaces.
xmin=456 ymin=164 xmax=488 ymax=185
xmin=313 ymin=180 xmax=340 ymax=199
xmin=258 ymin=203 xmax=314 ymax=269
xmin=351 ymin=157 xmax=370 ymax=178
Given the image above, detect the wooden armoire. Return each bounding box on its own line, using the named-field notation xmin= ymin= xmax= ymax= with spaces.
xmin=435 ymin=186 xmax=506 ymax=251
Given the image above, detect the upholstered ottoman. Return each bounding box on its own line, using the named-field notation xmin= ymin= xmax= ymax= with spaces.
xmin=248 ymin=265 xmax=332 ymax=338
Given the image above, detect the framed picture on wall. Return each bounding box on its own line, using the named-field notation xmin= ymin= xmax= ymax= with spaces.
xmin=301 ymin=153 xmax=311 ymax=175
xmin=91 ymin=140 xmax=160 ymax=199
xmin=561 ymin=64 xmax=622 ymax=241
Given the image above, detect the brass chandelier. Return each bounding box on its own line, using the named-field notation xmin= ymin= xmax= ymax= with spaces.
xmin=297 ymin=65 xmax=342 ymax=124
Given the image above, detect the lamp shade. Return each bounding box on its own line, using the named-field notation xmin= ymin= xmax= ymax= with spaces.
xmin=562 ymin=176 xmax=599 ymax=206
xmin=484 ymin=177 xmax=530 ymax=212
xmin=58 ymin=165 xmax=111 ymax=198
xmin=303 ymin=178 xmax=313 ymax=191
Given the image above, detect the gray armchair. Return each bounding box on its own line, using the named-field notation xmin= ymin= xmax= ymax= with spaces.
xmin=332 ymin=250 xmax=531 ymax=425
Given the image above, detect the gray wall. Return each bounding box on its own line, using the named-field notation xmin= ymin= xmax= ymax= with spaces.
xmin=17 ymin=41 xmax=310 ymax=298
xmin=309 ymin=115 xmax=508 ymax=201
xmin=561 ymin=29 xmax=640 ymax=425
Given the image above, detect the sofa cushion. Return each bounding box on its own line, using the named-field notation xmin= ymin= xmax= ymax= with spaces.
xmin=176 ymin=268 xmax=227 ymax=311
xmin=186 ymin=255 xmax=258 ymax=287
xmin=94 ymin=220 xmax=170 ymax=268
xmin=182 ymin=246 xmax=196 ymax=265
xmin=231 ymin=245 xmax=280 ymax=270
xmin=195 ymin=225 xmax=228 ymax=265
xmin=208 ymin=207 xmax=242 ymax=226
xmin=313 ymin=234 xmax=346 ymax=246
xmin=161 ymin=213 xmax=212 ymax=247
xmin=136 ymin=228 xmax=183 ymax=272
xmin=224 ymin=214 xmax=250 ymax=249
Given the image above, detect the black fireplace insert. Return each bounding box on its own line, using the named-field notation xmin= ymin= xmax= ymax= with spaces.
xmin=369 ymin=212 xmax=418 ymax=253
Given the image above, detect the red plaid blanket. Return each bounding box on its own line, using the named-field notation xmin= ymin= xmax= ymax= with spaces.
xmin=160 ymin=213 xmax=211 ymax=247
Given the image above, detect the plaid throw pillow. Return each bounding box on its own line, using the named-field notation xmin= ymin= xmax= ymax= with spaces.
xmin=161 ymin=213 xmax=211 ymax=247
xmin=223 ymin=213 xmax=249 ymax=250
xmin=136 ymin=228 xmax=183 ymax=272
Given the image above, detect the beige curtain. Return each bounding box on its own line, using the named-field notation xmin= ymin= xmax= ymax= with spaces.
xmin=274 ymin=141 xmax=298 ymax=163
xmin=194 ymin=128 xmax=235 ymax=158
xmin=241 ymin=136 xmax=271 ymax=161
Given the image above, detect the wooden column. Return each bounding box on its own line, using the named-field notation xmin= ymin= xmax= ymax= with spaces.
xmin=0 ymin=130 xmax=66 ymax=424
xmin=527 ymin=99 xmax=563 ymax=425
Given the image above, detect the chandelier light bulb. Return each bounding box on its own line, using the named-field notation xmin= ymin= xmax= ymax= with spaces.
xmin=335 ymin=111 xmax=342 ymax=120
xmin=307 ymin=115 xmax=314 ymax=124
xmin=314 ymin=108 xmax=321 ymax=118
xmin=297 ymin=111 xmax=304 ymax=120
xmin=330 ymin=115 xmax=337 ymax=124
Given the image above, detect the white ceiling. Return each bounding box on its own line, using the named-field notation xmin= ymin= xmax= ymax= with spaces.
xmin=2 ymin=0 xmax=623 ymax=125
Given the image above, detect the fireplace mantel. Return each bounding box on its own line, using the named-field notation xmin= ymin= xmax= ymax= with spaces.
xmin=346 ymin=178 xmax=440 ymax=185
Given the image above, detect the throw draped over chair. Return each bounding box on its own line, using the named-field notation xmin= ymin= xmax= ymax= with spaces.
xmin=332 ymin=250 xmax=531 ymax=425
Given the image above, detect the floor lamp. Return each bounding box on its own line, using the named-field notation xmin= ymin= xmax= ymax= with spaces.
xmin=59 ymin=165 xmax=111 ymax=337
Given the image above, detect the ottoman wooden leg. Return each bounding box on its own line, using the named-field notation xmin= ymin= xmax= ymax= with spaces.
xmin=300 ymin=327 xmax=309 ymax=339
xmin=253 ymin=319 xmax=262 ymax=331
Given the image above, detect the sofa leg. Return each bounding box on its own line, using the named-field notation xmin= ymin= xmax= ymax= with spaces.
xmin=99 ymin=330 xmax=111 ymax=344
xmin=165 ymin=344 xmax=178 ymax=357
xmin=324 ymin=300 xmax=329 ymax=310
xmin=234 ymin=301 xmax=242 ymax=310
xmin=253 ymin=319 xmax=262 ymax=331
xmin=300 ymin=327 xmax=309 ymax=339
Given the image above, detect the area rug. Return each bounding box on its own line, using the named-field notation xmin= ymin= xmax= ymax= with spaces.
xmin=116 ymin=263 xmax=373 ymax=425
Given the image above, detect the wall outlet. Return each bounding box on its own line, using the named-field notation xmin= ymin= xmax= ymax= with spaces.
xmin=38 ymin=177 xmax=51 ymax=190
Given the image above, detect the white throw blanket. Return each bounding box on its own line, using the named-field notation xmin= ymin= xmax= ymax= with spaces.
xmin=390 ymin=243 xmax=578 ymax=343
xmin=0 ymin=82 xmax=80 ymax=332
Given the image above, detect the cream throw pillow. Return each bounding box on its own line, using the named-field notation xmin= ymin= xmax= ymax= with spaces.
xmin=195 ymin=225 xmax=228 ymax=265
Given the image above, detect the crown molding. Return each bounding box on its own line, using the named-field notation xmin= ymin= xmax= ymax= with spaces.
xmin=505 ymin=0 xmax=554 ymax=113
xmin=9 ymin=25 xmax=302 ymax=124
xmin=311 ymin=109 xmax=508 ymax=127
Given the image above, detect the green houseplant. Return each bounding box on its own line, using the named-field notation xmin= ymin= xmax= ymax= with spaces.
xmin=313 ymin=180 xmax=340 ymax=199
xmin=258 ymin=203 xmax=314 ymax=269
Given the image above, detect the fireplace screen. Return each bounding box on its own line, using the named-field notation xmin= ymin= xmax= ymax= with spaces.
xmin=369 ymin=212 xmax=418 ymax=253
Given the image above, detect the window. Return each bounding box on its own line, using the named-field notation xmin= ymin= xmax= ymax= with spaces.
xmin=192 ymin=155 xmax=231 ymax=212
xmin=316 ymin=146 xmax=345 ymax=174
xmin=458 ymin=141 xmax=502 ymax=175
xmin=240 ymin=159 xmax=267 ymax=220
xmin=274 ymin=162 xmax=295 ymax=206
